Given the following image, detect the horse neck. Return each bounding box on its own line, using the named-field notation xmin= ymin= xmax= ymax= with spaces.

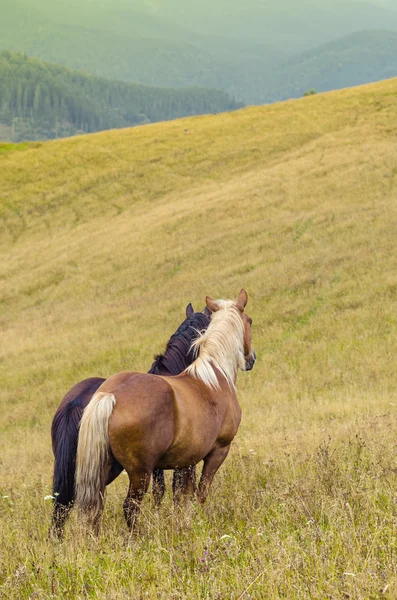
xmin=149 ymin=334 xmax=194 ymax=376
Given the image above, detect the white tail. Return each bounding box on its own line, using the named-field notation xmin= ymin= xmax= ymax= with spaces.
xmin=75 ymin=392 xmax=116 ymax=521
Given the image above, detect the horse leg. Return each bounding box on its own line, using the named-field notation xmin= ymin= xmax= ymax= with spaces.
xmin=197 ymin=445 xmax=231 ymax=505
xmin=152 ymin=468 xmax=166 ymax=507
xmin=92 ymin=494 xmax=105 ymax=537
xmin=123 ymin=470 xmax=151 ymax=531
xmin=50 ymin=501 xmax=73 ymax=539
xmin=172 ymin=466 xmax=197 ymax=505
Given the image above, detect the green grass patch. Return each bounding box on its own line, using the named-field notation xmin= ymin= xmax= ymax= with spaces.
xmin=0 ymin=141 xmax=39 ymax=154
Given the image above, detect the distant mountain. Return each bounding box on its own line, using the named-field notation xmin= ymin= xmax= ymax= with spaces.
xmin=136 ymin=0 xmax=397 ymax=49
xmin=0 ymin=0 xmax=223 ymax=88
xmin=0 ymin=0 xmax=274 ymax=103
xmin=1 ymin=0 xmax=397 ymax=105
xmin=0 ymin=51 xmax=242 ymax=142
xmin=255 ymin=29 xmax=397 ymax=103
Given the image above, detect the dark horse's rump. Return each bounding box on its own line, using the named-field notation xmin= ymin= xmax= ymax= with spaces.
xmin=51 ymin=378 xmax=106 ymax=508
xmin=50 ymin=308 xmax=210 ymax=536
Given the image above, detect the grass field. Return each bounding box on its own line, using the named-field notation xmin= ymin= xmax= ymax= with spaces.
xmin=2 ymin=78 xmax=397 ymax=599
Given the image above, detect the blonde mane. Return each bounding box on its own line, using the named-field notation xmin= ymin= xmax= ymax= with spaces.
xmin=185 ymin=300 xmax=246 ymax=390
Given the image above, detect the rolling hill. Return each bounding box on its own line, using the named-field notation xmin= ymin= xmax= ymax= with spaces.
xmin=2 ymin=79 xmax=397 ymax=597
xmin=0 ymin=51 xmax=242 ymax=141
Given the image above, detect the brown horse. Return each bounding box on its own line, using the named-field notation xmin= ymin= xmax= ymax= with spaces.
xmin=76 ymin=290 xmax=255 ymax=532
xmin=50 ymin=304 xmax=210 ymax=537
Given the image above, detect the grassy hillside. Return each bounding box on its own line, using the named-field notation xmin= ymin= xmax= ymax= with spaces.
xmin=0 ymin=51 xmax=241 ymax=142
xmin=2 ymin=78 xmax=397 ymax=598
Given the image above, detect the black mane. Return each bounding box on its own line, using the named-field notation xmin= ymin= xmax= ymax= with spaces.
xmin=149 ymin=312 xmax=210 ymax=376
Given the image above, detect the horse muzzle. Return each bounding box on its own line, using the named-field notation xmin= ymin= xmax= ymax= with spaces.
xmin=245 ymin=349 xmax=256 ymax=371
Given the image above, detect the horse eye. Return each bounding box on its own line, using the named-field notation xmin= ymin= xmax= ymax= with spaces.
xmin=248 ymin=318 xmax=253 ymax=326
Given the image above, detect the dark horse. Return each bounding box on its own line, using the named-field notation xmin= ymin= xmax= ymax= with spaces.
xmin=76 ymin=290 xmax=255 ymax=534
xmin=50 ymin=304 xmax=210 ymax=536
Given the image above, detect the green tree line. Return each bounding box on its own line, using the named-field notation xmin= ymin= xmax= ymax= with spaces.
xmin=0 ymin=51 xmax=243 ymax=141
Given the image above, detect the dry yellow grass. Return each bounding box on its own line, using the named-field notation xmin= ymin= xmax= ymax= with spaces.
xmin=2 ymin=79 xmax=397 ymax=598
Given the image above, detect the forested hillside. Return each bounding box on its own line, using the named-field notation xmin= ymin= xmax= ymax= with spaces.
xmin=0 ymin=0 xmax=230 ymax=89
xmin=3 ymin=0 xmax=397 ymax=105
xmin=0 ymin=52 xmax=242 ymax=141
xmin=249 ymin=30 xmax=397 ymax=103
xmin=277 ymin=30 xmax=397 ymax=101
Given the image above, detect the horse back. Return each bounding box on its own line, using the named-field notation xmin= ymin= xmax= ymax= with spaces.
xmin=98 ymin=371 xmax=241 ymax=473
xmin=99 ymin=372 xmax=177 ymax=470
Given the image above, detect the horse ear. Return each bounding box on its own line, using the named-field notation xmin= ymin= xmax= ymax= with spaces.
xmin=206 ymin=296 xmax=220 ymax=313
xmin=203 ymin=305 xmax=212 ymax=317
xmin=186 ymin=303 xmax=194 ymax=317
xmin=236 ymin=289 xmax=248 ymax=312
